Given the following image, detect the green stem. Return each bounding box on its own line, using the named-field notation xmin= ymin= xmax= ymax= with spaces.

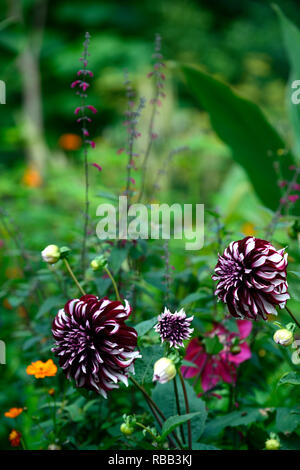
xmin=285 ymin=306 xmax=300 ymax=329
xmin=135 ymin=422 xmax=157 ymax=441
xmin=129 ymin=376 xmax=183 ymax=449
xmin=63 ymin=258 xmax=86 ymax=296
xmin=173 ymin=377 xmax=185 ymax=444
xmin=104 ymin=266 xmax=121 ymax=301
xmin=178 ymin=369 xmax=192 ymax=450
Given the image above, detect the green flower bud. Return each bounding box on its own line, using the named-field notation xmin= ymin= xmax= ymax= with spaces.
xmin=265 ymin=438 xmax=280 ymax=450
xmin=90 ymin=255 xmax=108 ymax=271
xmin=153 ymin=357 xmax=176 ymax=384
xmin=120 ymin=423 xmax=134 ymax=436
xmin=273 ymin=329 xmax=294 ymax=346
xmin=41 ymin=245 xmax=60 ymax=264
xmin=230 ymin=345 xmax=241 ymax=355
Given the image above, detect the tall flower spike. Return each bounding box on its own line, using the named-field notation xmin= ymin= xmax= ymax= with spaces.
xmin=212 ymin=236 xmax=290 ymax=320
xmin=154 ymin=307 xmax=194 ymax=348
xmin=52 ymin=295 xmax=140 ymax=398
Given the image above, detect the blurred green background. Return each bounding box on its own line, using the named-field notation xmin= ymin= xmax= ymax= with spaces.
xmin=1 ymin=0 xmax=300 ymax=449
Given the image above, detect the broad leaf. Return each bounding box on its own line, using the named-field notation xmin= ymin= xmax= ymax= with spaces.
xmin=181 ymin=64 xmax=297 ymax=212
xmin=278 ymin=372 xmax=300 ymax=386
xmin=135 ymin=317 xmax=157 ymax=337
xmin=161 ymin=412 xmax=204 ymax=441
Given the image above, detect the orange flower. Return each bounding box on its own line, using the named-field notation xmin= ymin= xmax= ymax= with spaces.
xmin=48 ymin=388 xmax=55 ymax=396
xmin=22 ymin=167 xmax=43 ymax=188
xmin=4 ymin=408 xmax=23 ymax=418
xmin=59 ymin=133 xmax=82 ymax=151
xmin=26 ymin=359 xmax=57 ymax=379
xmin=241 ymin=222 xmax=256 ymax=237
xmin=9 ymin=429 xmax=21 ymax=447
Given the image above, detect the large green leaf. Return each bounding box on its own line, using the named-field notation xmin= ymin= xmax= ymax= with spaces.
xmin=275 ymin=6 xmax=300 ymax=156
xmin=161 ymin=412 xmax=204 ymax=441
xmin=152 ymin=379 xmax=207 ymax=442
xmin=181 ymin=64 xmax=297 ymax=212
xmin=278 ymin=371 xmax=300 ymax=386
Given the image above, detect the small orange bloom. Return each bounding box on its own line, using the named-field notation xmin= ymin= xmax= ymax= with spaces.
xmin=26 ymin=359 xmax=57 ymax=379
xmin=4 ymin=408 xmax=23 ymax=418
xmin=241 ymin=222 xmax=256 ymax=237
xmin=9 ymin=429 xmax=21 ymax=447
xmin=48 ymin=388 xmax=55 ymax=396
xmin=22 ymin=167 xmax=43 ymax=188
xmin=59 ymin=133 xmax=82 ymax=151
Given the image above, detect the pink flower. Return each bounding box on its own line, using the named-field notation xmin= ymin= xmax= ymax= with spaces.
xmin=86 ymin=105 xmax=97 ymax=114
xmin=86 ymin=140 xmax=95 ymax=148
xmin=292 ymin=183 xmax=300 ymax=191
xmin=288 ymin=194 xmax=299 ymax=203
xmin=74 ymin=107 xmax=82 ymax=115
xmin=182 ymin=320 xmax=252 ymax=392
xmin=92 ymin=163 xmax=102 ymax=171
xmin=71 ymin=80 xmax=80 ymax=88
xmin=278 ymin=180 xmax=287 ymax=188
xmin=80 ymin=82 xmax=90 ymax=92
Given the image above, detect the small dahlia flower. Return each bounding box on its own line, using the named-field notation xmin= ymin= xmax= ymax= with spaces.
xmin=273 ymin=329 xmax=294 ymax=346
xmin=41 ymin=245 xmax=60 ymax=264
xmin=153 ymin=357 xmax=176 ymax=384
xmin=212 ymin=237 xmax=290 ymax=320
xmin=52 ymin=295 xmax=140 ymax=398
xmin=154 ymin=308 xmax=194 ymax=348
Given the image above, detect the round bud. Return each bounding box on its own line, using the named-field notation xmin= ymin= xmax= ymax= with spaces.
xmin=41 ymin=245 xmax=60 ymax=264
xmin=230 ymin=345 xmax=241 ymax=355
xmin=153 ymin=357 xmax=176 ymax=384
xmin=90 ymin=255 xmax=108 ymax=271
xmin=265 ymin=438 xmax=280 ymax=450
xmin=120 ymin=423 xmax=134 ymax=436
xmin=273 ymin=329 xmax=294 ymax=347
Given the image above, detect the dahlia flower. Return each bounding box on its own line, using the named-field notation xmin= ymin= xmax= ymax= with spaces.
xmin=212 ymin=237 xmax=289 ymax=320
xmin=182 ymin=320 xmax=252 ymax=392
xmin=154 ymin=307 xmax=194 ymax=348
xmin=52 ymin=295 xmax=140 ymax=398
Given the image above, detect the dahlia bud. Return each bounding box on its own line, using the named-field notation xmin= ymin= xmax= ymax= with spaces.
xmin=90 ymin=255 xmax=108 ymax=271
xmin=120 ymin=423 xmax=134 ymax=436
xmin=153 ymin=357 xmax=176 ymax=384
xmin=265 ymin=438 xmax=280 ymax=450
xmin=48 ymin=444 xmax=62 ymax=450
xmin=41 ymin=245 xmax=60 ymax=264
xmin=273 ymin=329 xmax=294 ymax=346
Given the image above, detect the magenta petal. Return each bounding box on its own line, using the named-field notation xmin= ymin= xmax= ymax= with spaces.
xmin=92 ymin=163 xmax=102 ymax=172
xmin=201 ymin=359 xmax=220 ymax=392
xmin=237 ymin=320 xmax=252 ymax=339
xmin=227 ymin=342 xmax=252 ymax=365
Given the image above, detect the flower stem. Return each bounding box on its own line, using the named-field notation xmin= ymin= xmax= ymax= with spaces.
xmin=104 ymin=266 xmax=121 ymax=302
xmin=178 ymin=369 xmax=192 ymax=450
xmin=129 ymin=376 xmax=183 ymax=449
xmin=63 ymin=258 xmax=86 ymax=296
xmin=173 ymin=376 xmax=185 ymax=444
xmin=285 ymin=306 xmax=300 ymax=329
xmin=135 ymin=422 xmax=157 ymax=441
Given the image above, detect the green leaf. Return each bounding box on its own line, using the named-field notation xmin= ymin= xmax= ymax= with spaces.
xmin=135 ymin=317 xmax=157 ymax=337
xmin=36 ymin=296 xmax=63 ymax=319
xmin=203 ymin=408 xmax=266 ymax=439
xmin=134 ymin=345 xmax=162 ymax=384
xmin=181 ymin=64 xmax=297 ymax=212
xmin=152 ymin=379 xmax=207 ymax=441
xmin=192 ymin=443 xmax=220 ymax=450
xmin=161 ymin=412 xmax=204 ymax=441
xmin=278 ymin=372 xmax=300 ymax=386
xmin=203 ymin=336 xmax=223 ymax=355
xmin=275 ymin=6 xmax=300 ymax=156
xmin=276 ymin=408 xmax=300 ymax=433
xmin=108 ymin=246 xmax=129 ymax=274
xmin=180 ymin=292 xmax=207 ymax=306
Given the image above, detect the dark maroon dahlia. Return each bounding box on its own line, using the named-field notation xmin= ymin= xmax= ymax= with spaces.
xmin=212 ymin=237 xmax=290 ymax=320
xmin=52 ymin=295 xmax=140 ymax=397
